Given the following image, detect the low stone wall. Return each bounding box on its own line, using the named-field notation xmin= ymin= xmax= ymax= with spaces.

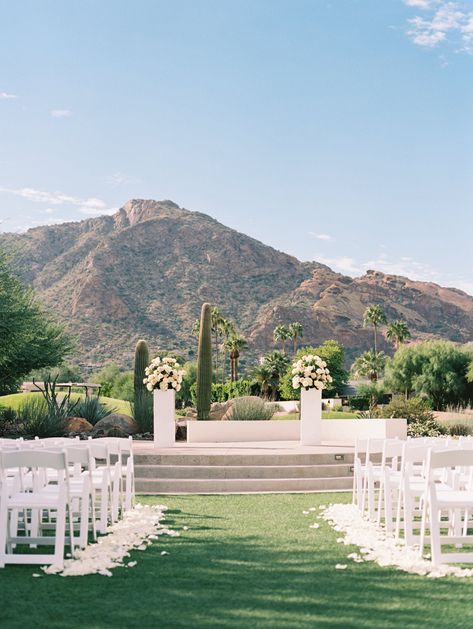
xmin=186 ymin=418 xmax=407 ymax=444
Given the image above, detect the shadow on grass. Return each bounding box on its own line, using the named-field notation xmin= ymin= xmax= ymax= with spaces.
xmin=0 ymin=494 xmax=472 ymax=629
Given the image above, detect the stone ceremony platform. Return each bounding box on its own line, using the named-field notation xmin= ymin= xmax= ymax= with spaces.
xmin=133 ymin=440 xmax=355 ymax=494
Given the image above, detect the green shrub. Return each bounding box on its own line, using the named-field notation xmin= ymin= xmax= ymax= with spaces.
xmin=73 ymin=397 xmax=114 ymax=425
xmin=132 ymin=390 xmax=153 ymax=433
xmin=0 ymin=407 xmax=21 ymax=437
xmin=349 ymin=392 xmax=391 ymax=412
xmin=227 ymin=397 xmax=275 ymax=421
xmin=408 ymin=418 xmax=448 ymax=438
xmin=448 ymin=423 xmax=471 ymax=437
xmin=382 ymin=397 xmax=434 ymax=423
xmin=211 ymin=380 xmax=252 ymax=403
xmin=190 ymin=380 xmax=253 ymax=406
xmin=18 ymin=397 xmax=66 ymax=438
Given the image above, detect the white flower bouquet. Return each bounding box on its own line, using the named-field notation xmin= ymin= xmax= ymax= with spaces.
xmin=291 ymin=354 xmax=332 ymax=390
xmin=143 ymin=356 xmax=186 ymax=392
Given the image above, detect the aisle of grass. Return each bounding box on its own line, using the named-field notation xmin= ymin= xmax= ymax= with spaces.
xmin=0 ymin=493 xmax=472 ymax=629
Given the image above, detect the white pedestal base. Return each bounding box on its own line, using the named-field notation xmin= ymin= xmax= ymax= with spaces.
xmin=153 ymin=389 xmax=176 ymax=448
xmin=300 ymin=387 xmax=322 ymax=446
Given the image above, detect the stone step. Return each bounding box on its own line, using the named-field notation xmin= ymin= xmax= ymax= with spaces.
xmin=135 ymin=476 xmax=352 ymax=494
xmin=135 ymin=463 xmax=354 ymax=480
xmin=134 ymin=452 xmax=354 ymax=467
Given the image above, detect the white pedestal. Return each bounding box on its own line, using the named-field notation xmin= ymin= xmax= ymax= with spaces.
xmin=153 ymin=389 xmax=176 ymax=448
xmin=300 ymin=387 xmax=322 ymax=446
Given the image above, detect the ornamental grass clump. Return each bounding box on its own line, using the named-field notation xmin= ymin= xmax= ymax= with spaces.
xmin=228 ymin=397 xmax=275 ymax=421
xmin=291 ymin=354 xmax=332 ymax=391
xmin=73 ymin=396 xmax=114 ymax=425
xmin=143 ymin=356 xmax=186 ymax=392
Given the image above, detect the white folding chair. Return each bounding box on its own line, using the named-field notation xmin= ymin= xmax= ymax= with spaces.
xmin=420 ymin=449 xmax=473 ymax=565
xmin=88 ymin=442 xmax=113 ymax=534
xmin=0 ymin=449 xmax=74 ymax=567
xmin=377 ymin=439 xmax=404 ymax=532
xmin=353 ymin=438 xmax=385 ymax=519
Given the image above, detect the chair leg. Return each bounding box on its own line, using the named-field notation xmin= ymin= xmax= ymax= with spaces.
xmin=79 ymin=493 xmax=89 ymax=548
xmin=0 ymin=501 xmax=9 ymax=568
xmin=53 ymin=504 xmax=66 ymax=568
xmin=430 ymin=504 xmax=442 ymax=565
xmin=384 ymin=483 xmax=394 ymax=533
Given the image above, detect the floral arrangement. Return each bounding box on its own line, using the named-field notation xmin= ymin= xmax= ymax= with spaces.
xmin=291 ymin=354 xmax=332 ymax=390
xmin=143 ymin=356 xmax=186 ymax=392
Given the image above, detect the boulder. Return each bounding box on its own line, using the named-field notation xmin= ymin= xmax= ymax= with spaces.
xmin=92 ymin=413 xmax=138 ymax=437
xmin=208 ymin=401 xmax=234 ymax=421
xmin=175 ymin=419 xmax=187 ymax=441
xmin=66 ymin=417 xmax=93 ymax=433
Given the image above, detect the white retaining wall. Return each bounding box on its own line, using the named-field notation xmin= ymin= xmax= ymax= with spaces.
xmin=186 ymin=418 xmax=407 ymax=444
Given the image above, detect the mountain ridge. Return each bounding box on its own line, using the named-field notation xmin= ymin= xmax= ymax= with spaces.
xmin=1 ymin=199 xmax=472 ymax=369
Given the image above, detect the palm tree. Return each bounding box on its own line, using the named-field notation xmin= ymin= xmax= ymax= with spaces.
xmin=252 ymin=364 xmax=272 ymax=399
xmin=385 ymin=319 xmax=411 ymax=350
xmin=224 ymin=335 xmax=247 ymax=381
xmin=273 ymin=324 xmax=291 ymax=353
xmin=288 ymin=322 xmax=304 ymax=355
xmin=263 ymin=350 xmax=290 ymax=400
xmin=351 ymin=350 xmax=387 ymax=382
xmin=363 ymin=305 xmax=387 ymax=353
xmin=220 ymin=318 xmax=236 ymax=383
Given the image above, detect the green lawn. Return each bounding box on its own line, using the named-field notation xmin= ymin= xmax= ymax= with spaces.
xmin=1 ymin=493 xmax=472 ymax=629
xmin=0 ymin=392 xmax=132 ymax=415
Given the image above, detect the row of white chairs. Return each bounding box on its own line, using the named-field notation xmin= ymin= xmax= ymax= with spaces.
xmin=353 ymin=436 xmax=473 ymax=566
xmin=0 ymin=436 xmax=135 ymax=568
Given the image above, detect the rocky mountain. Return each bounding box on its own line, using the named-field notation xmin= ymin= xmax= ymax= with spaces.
xmin=1 ymin=199 xmax=472 ymax=369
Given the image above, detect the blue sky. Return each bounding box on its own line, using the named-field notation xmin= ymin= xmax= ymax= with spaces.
xmin=1 ymin=0 xmax=472 ymax=294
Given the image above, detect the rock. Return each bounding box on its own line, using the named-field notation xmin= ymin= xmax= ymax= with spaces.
xmin=66 ymin=417 xmax=93 ymax=433
xmin=206 ymin=401 xmax=233 ymax=421
xmin=92 ymin=413 xmax=138 ymax=437
xmin=175 ymin=419 xmax=187 ymax=441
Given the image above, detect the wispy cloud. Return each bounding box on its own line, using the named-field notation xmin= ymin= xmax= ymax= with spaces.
xmin=106 ymin=172 xmax=141 ymax=186
xmin=403 ymin=0 xmax=438 ymax=8
xmin=0 ymin=92 xmax=17 ymax=100
xmin=309 ymin=232 xmax=333 ymax=241
xmin=0 ymin=186 xmax=116 ymax=217
xmin=403 ymin=1 xmax=473 ymax=52
xmin=79 ymin=206 xmax=117 ymax=216
xmin=50 ymin=109 xmax=72 ymax=118
xmin=315 ymin=251 xmax=473 ymax=296
xmin=316 ymin=255 xmax=362 ymax=274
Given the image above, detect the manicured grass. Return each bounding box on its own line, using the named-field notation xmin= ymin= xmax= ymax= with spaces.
xmin=0 ymin=392 xmax=131 ymax=415
xmin=1 ymin=493 xmax=472 ymax=629
xmin=277 ymin=411 xmax=357 ymax=420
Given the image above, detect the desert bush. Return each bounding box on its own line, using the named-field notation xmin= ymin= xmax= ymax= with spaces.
xmin=227 ymin=397 xmax=275 ymax=421
xmin=448 ymin=423 xmax=472 ymax=437
xmin=381 ymin=396 xmax=445 ymax=436
xmin=18 ymin=396 xmax=66 ymax=438
xmin=73 ymin=396 xmax=114 ymax=425
xmin=408 ymin=418 xmax=448 ymax=438
xmin=0 ymin=407 xmax=21 ymax=437
xmin=383 ymin=397 xmax=434 ymax=423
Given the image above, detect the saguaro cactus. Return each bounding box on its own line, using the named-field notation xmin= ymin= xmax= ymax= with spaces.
xmin=134 ymin=339 xmax=150 ymax=397
xmin=196 ymin=303 xmax=212 ymax=420
xmin=134 ymin=339 xmax=152 ymax=432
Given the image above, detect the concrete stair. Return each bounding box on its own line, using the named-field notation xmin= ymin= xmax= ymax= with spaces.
xmin=134 ymin=451 xmax=354 ymax=494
